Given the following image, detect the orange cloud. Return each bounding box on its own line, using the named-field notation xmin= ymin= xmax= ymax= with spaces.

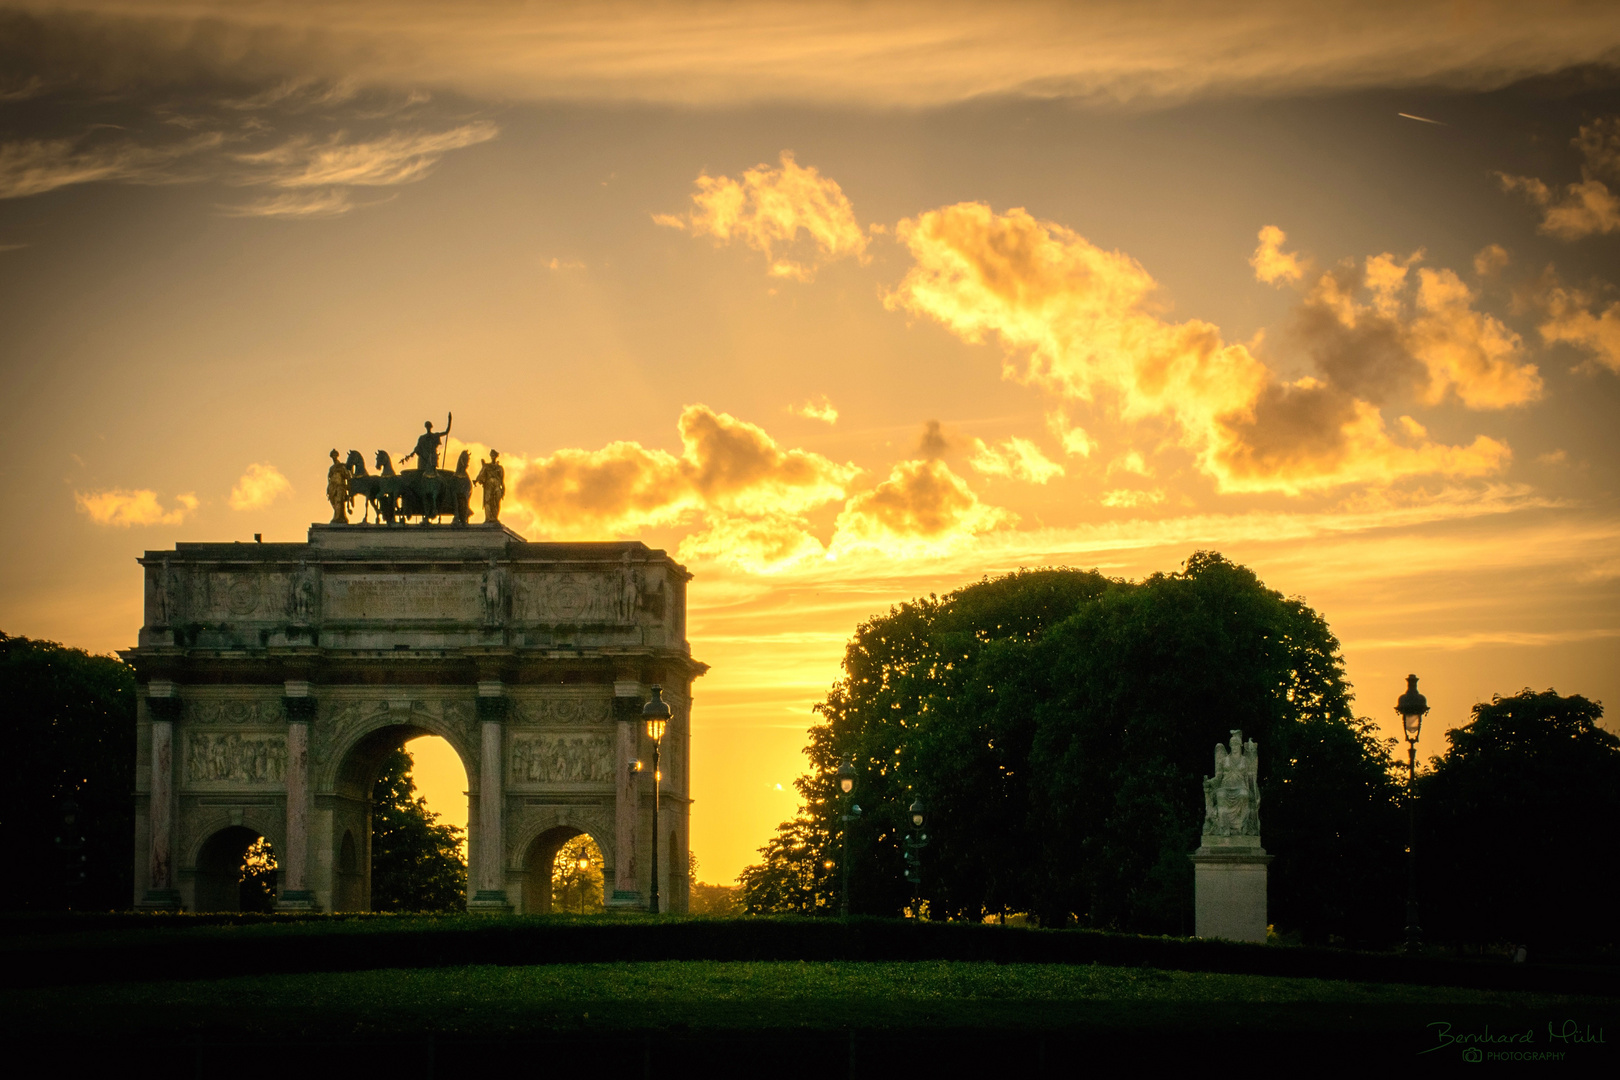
xmin=227 ymin=462 xmax=293 ymax=511
xmin=885 ymin=201 xmax=1520 ymax=494
xmin=1538 ymin=281 xmax=1620 ymax=373
xmin=1250 ymin=225 xmax=1305 ymax=285
xmin=831 ymin=458 xmax=1014 ymax=557
xmin=789 ymin=395 xmax=839 ymax=424
xmin=969 ymin=437 xmax=1064 ymax=483
xmin=513 ymin=404 xmax=857 ymax=544
xmin=655 ymin=151 xmax=868 ymax=280
xmin=75 ymin=489 xmax=198 ymax=527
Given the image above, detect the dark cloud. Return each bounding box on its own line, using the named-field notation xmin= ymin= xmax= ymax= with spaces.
xmin=916 ymin=419 xmax=953 ymax=459
xmin=1291 ymin=264 xmax=1426 ymax=404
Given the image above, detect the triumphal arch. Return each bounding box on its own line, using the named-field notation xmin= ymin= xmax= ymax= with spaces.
xmin=123 ymin=430 xmax=704 ymax=913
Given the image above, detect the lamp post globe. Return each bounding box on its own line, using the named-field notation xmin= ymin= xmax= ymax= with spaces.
xmin=1396 ymin=674 xmax=1429 ymax=953
xmin=837 ymin=755 xmax=856 ymax=795
xmin=909 ymin=798 xmax=926 ymax=829
xmin=642 ymin=685 xmax=673 ymax=915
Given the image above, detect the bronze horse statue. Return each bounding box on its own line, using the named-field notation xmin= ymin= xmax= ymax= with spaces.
xmin=344 ymin=449 xmax=473 ymax=525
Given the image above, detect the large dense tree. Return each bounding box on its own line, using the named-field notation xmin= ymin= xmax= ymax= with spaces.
xmin=741 ymin=555 xmax=1406 ymax=942
xmin=369 ymin=748 xmax=467 ymax=912
xmin=0 ymin=632 xmax=136 ymax=910
xmin=1416 ymin=688 xmax=1618 ymax=952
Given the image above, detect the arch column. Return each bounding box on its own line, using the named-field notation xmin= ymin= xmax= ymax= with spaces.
xmin=468 ymin=680 xmax=512 ymax=912
xmin=138 ymin=680 xmax=181 ymax=909
xmin=277 ymin=679 xmax=319 ymax=911
xmin=609 ymin=677 xmax=643 ymax=908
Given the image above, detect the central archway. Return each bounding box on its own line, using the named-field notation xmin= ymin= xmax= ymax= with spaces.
xmin=328 ymin=723 xmax=471 ymax=912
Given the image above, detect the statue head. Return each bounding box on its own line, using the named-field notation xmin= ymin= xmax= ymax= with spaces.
xmin=329 ymin=449 xmax=339 ymax=462
xmin=489 ymin=449 xmax=500 ymax=460
xmin=425 ymin=420 xmax=434 ymax=431
xmin=1229 ymin=729 xmax=1244 ymax=756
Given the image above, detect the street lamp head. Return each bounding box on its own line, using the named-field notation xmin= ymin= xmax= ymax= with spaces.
xmin=836 ymin=754 xmax=856 ymax=795
xmin=642 ymin=684 xmax=671 ymax=741
xmin=910 ymin=797 xmax=926 ymax=828
xmin=1396 ymin=673 xmax=1429 ymax=744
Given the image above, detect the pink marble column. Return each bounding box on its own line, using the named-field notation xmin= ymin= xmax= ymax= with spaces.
xmin=278 ymin=680 xmax=317 ymax=910
xmin=611 ymin=679 xmax=643 ymax=906
xmin=468 ymin=681 xmax=511 ymax=910
xmin=137 ymin=680 xmax=181 ymax=908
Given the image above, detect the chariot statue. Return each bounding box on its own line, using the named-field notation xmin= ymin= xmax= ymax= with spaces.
xmin=337 ymin=413 xmax=477 ymax=525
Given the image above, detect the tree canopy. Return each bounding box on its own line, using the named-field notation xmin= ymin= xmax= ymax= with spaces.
xmin=1 ymin=631 xmax=136 ymax=910
xmin=1417 ymin=688 xmax=1618 ymax=951
xmin=369 ymin=748 xmax=468 ymax=912
xmin=740 ymin=555 xmax=1405 ymax=941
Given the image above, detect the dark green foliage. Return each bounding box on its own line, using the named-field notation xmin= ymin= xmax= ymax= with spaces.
xmin=1417 ymin=688 xmax=1618 ymax=950
xmin=0 ymin=631 xmax=136 ymax=910
xmin=369 ymin=749 xmax=467 ymax=913
xmin=742 ymin=556 xmax=1406 ymax=942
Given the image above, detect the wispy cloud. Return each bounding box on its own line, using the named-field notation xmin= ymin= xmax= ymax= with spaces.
xmin=229 ymin=123 xmax=497 ymax=189
xmin=0 ymin=132 xmax=222 ymax=199
xmin=15 ymin=2 xmax=1620 ymax=108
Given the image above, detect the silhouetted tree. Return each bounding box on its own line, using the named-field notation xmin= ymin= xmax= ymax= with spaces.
xmin=0 ymin=632 xmax=136 ymax=910
xmin=746 ymin=555 xmax=1405 ymax=942
xmin=1418 ymin=688 xmax=1618 ymax=952
xmin=370 ymin=748 xmax=467 ymax=912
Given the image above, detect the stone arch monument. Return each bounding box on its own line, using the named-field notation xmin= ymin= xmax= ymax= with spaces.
xmin=124 ymin=519 xmax=705 ymax=913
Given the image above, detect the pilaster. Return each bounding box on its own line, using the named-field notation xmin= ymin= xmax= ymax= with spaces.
xmin=277 ymin=679 xmax=319 ymax=911
xmin=137 ymin=680 xmax=181 ymax=910
xmin=609 ymin=677 xmax=644 ymax=908
xmin=467 ymin=680 xmax=513 ymax=913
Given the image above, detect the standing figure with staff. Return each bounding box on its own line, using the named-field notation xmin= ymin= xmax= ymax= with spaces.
xmin=401 ymin=413 xmax=453 ymax=476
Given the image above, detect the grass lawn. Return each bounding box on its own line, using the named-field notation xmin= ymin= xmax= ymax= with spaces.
xmin=6 ymin=960 xmax=1613 ymax=1046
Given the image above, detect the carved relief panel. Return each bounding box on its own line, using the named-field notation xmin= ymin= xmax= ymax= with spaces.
xmin=510 ymin=734 xmax=615 ymax=784
xmin=186 ymin=732 xmax=288 ymax=783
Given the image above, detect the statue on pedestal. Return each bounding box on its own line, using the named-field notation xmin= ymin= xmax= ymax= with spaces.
xmin=475 ymin=450 xmax=505 ymax=524
xmin=326 ymin=449 xmax=352 ymax=524
xmin=1202 ymin=729 xmax=1261 ymax=837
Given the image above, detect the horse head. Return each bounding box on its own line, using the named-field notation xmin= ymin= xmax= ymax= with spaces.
xmin=455 ymin=449 xmax=471 ymax=474
xmin=374 ymin=450 xmax=397 ymax=476
xmin=345 ymin=450 xmax=368 ymax=476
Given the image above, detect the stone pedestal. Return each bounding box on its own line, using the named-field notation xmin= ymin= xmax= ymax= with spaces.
xmin=1190 ymin=836 xmax=1272 ymax=942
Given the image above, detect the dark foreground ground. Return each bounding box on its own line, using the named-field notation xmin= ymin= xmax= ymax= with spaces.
xmin=4 ymin=915 xmax=1613 ymax=1075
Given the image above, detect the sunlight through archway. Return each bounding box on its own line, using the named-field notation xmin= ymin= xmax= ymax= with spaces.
xmin=406 ymin=734 xmax=468 ymax=858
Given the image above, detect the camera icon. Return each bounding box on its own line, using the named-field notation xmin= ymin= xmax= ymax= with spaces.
xmin=1462 ymin=1047 xmax=1483 ymax=1063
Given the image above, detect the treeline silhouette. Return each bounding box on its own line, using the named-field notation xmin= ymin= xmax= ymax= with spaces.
xmin=738 ymin=554 xmax=1619 ymax=952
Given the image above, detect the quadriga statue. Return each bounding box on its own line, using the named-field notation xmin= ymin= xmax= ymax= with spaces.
xmin=1202 ymin=729 xmax=1261 ymax=838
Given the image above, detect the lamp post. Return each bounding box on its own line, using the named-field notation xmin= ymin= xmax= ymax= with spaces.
xmin=1396 ymin=673 xmax=1429 ymax=953
xmin=642 ymin=685 xmax=671 ymax=915
xmin=836 ymin=755 xmax=859 ymax=918
xmin=903 ymin=797 xmax=928 ymax=916
xmin=576 ymin=849 xmax=589 ymax=915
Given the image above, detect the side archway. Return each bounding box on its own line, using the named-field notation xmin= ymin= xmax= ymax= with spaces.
xmin=193 ymin=825 xmax=265 ymax=912
xmin=520 ymin=824 xmax=608 ymax=914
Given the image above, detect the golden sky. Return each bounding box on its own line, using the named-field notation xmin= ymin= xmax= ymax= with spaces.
xmin=3 ymin=1 xmax=1619 ymax=881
